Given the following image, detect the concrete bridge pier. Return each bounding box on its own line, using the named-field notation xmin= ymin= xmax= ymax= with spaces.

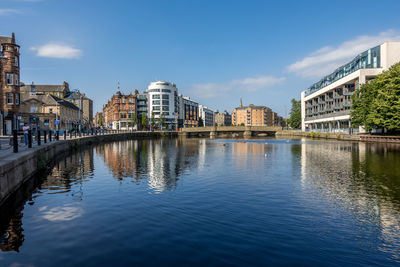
xmin=244 ymin=126 xmax=252 ymax=137
xmin=210 ymin=126 xmax=217 ymax=138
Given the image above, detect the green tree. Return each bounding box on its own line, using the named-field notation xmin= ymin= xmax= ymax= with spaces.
xmin=98 ymin=117 xmax=103 ymax=126
xmin=288 ymin=98 xmax=301 ymax=129
xmin=160 ymin=112 xmax=166 ymax=130
xmin=351 ymin=62 xmax=400 ymax=132
xmin=198 ymin=117 xmax=204 ymax=127
xmin=151 ymin=112 xmax=156 ymax=128
xmin=130 ymin=113 xmax=137 ymax=129
xmin=141 ymin=113 xmax=148 ymax=129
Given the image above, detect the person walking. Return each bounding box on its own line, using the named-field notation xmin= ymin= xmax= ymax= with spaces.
xmin=23 ymin=123 xmax=30 ymax=146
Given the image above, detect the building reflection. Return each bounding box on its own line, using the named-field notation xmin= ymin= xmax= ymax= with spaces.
xmin=300 ymin=140 xmax=400 ymax=258
xmin=96 ymin=138 xmax=201 ymax=193
xmin=0 ymin=148 xmax=94 ymax=252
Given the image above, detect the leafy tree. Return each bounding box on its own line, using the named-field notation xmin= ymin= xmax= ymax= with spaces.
xmin=198 ymin=117 xmax=204 ymax=127
xmin=351 ymin=62 xmax=400 ymax=132
xmin=131 ymin=113 xmax=137 ymax=129
xmin=288 ymin=98 xmax=301 ymax=129
xmin=160 ymin=112 xmax=166 ymax=129
xmin=98 ymin=118 xmax=103 ymax=126
xmin=151 ymin=112 xmax=156 ymax=128
xmin=141 ymin=113 xmax=148 ymax=129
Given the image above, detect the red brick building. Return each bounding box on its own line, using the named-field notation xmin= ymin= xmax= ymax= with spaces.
xmin=103 ymin=90 xmax=138 ymax=130
xmin=0 ymin=33 xmax=20 ymax=135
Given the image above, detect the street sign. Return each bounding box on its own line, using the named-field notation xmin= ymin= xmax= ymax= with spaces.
xmin=55 ymin=120 xmax=60 ymax=125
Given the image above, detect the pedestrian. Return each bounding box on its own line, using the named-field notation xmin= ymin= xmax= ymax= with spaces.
xmin=23 ymin=123 xmax=30 ymax=146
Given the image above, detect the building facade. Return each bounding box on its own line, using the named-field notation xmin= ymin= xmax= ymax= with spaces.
xmin=136 ymin=92 xmax=148 ymax=129
xmin=20 ymin=81 xmax=71 ymax=99
xmin=232 ymin=104 xmax=275 ymax=126
xmin=0 ymin=33 xmax=20 ymax=135
xmin=20 ymin=94 xmax=81 ymax=131
xmin=214 ymin=111 xmax=232 ymax=126
xmin=178 ymin=96 xmax=198 ymax=128
xmin=64 ymin=92 xmax=93 ymax=129
xmin=102 ymin=91 xmax=137 ymax=130
xmin=94 ymin=112 xmax=103 ymax=127
xmin=147 ymin=81 xmax=178 ymax=129
xmin=198 ymin=105 xmax=214 ymax=127
xmin=301 ymin=42 xmax=400 ymax=133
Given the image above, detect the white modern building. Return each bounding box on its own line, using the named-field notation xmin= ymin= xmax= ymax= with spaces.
xmin=198 ymin=105 xmax=214 ymax=126
xmin=301 ymin=42 xmax=400 ymax=133
xmin=146 ymin=80 xmax=179 ymax=129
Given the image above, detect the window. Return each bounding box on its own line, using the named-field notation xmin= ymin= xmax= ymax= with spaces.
xmin=148 ymin=89 xmax=160 ymax=92
xmin=15 ymin=93 xmax=19 ymax=105
xmin=121 ymin=113 xmax=127 ymax=119
xmin=6 ymin=93 xmax=13 ymax=104
xmin=6 ymin=73 xmax=12 ymax=85
xmin=14 ymin=56 xmax=19 ymax=67
xmin=14 ymin=74 xmax=19 ymax=85
xmin=129 ymin=106 xmax=134 ymax=111
xmin=122 ymin=105 xmax=125 ymax=110
xmin=153 ymin=106 xmax=160 ymax=111
xmin=129 ymin=98 xmax=134 ymax=103
xmin=152 ymin=100 xmax=160 ymax=105
xmin=162 ymin=94 xmax=169 ymax=99
xmin=122 ymin=98 xmax=126 ymax=103
xmin=49 ymin=108 xmax=53 ymax=113
xmin=162 ymin=106 xmax=169 ymax=111
xmin=30 ymin=105 xmax=37 ymax=113
xmin=162 ymin=100 xmax=169 ymax=105
xmin=152 ymin=94 xmax=160 ymax=99
xmin=162 ymin=89 xmax=171 ymax=93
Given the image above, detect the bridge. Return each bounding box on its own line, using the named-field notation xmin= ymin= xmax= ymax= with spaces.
xmin=179 ymin=126 xmax=283 ymax=138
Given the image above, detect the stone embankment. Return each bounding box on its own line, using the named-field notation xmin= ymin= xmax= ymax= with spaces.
xmin=276 ymin=130 xmax=400 ymax=143
xmin=0 ymin=131 xmax=177 ymax=205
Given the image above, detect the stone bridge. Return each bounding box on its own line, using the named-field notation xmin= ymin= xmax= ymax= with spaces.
xmin=179 ymin=126 xmax=283 ymax=138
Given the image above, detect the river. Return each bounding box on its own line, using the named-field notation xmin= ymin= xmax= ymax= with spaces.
xmin=1 ymin=138 xmax=400 ymax=266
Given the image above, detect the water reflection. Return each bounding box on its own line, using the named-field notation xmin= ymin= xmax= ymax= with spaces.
xmin=0 ymin=149 xmax=94 ymax=252
xmin=300 ymin=140 xmax=400 ymax=259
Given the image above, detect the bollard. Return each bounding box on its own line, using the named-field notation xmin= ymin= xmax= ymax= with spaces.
xmin=64 ymin=131 xmax=67 ymax=140
xmin=38 ymin=130 xmax=41 ymax=146
xmin=28 ymin=129 xmax=32 ymax=148
xmin=13 ymin=129 xmax=18 ymax=153
xmin=92 ymin=129 xmax=94 ymax=135
xmin=56 ymin=131 xmax=59 ymax=141
xmin=49 ymin=131 xmax=52 ymax=142
xmin=70 ymin=131 xmax=72 ymax=139
xmin=44 ymin=130 xmax=47 ymax=143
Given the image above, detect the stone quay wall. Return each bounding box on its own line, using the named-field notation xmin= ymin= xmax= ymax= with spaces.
xmin=0 ymin=131 xmax=177 ymax=205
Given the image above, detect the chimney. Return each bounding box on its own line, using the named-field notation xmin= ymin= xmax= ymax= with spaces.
xmin=11 ymin=32 xmax=15 ymax=44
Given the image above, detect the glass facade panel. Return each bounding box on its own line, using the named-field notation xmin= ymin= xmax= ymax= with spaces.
xmin=306 ymin=45 xmax=381 ymax=96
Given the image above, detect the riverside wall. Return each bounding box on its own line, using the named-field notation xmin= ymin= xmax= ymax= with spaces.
xmin=0 ymin=131 xmax=177 ymax=205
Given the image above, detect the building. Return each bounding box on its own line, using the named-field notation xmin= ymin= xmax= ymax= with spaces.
xmin=136 ymin=92 xmax=148 ymax=129
xmin=178 ymin=95 xmax=198 ymax=128
xmin=102 ymin=91 xmax=137 ymax=130
xmin=64 ymin=92 xmax=93 ymax=129
xmin=232 ymin=104 xmax=275 ymax=126
xmin=215 ymin=111 xmax=232 ymax=126
xmin=198 ymin=105 xmax=214 ymax=127
xmin=20 ymin=94 xmax=81 ymax=131
xmin=301 ymin=42 xmax=400 ymax=133
xmin=20 ymin=81 xmax=71 ymax=99
xmin=94 ymin=112 xmax=103 ymax=127
xmin=0 ymin=33 xmax=20 ymax=135
xmin=146 ymin=81 xmax=179 ymax=129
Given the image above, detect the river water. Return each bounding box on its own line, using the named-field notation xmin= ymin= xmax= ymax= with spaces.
xmin=1 ymin=138 xmax=400 ymax=266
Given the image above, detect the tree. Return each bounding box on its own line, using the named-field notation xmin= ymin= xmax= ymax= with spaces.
xmin=198 ymin=117 xmax=204 ymax=127
xmin=151 ymin=112 xmax=156 ymax=128
xmin=351 ymin=62 xmax=400 ymax=132
xmin=288 ymin=98 xmax=301 ymax=129
xmin=141 ymin=113 xmax=148 ymax=129
xmin=130 ymin=113 xmax=137 ymax=130
xmin=98 ymin=117 xmax=103 ymax=127
xmin=160 ymin=112 xmax=166 ymax=130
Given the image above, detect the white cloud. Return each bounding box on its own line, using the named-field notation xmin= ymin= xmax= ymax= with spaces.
xmin=41 ymin=206 xmax=83 ymax=222
xmin=287 ymin=30 xmax=400 ymax=78
xmin=31 ymin=43 xmax=82 ymax=59
xmin=0 ymin=8 xmax=20 ymax=15
xmin=191 ymin=75 xmax=286 ymax=99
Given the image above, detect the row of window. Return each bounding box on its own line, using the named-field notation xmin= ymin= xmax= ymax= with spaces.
xmin=6 ymin=73 xmax=19 ymax=86
xmin=152 ymin=100 xmax=169 ymax=105
xmin=148 ymin=89 xmax=172 ymax=93
xmin=6 ymin=93 xmax=20 ymax=105
xmin=152 ymin=94 xmax=170 ymax=100
xmin=152 ymin=106 xmax=169 ymax=111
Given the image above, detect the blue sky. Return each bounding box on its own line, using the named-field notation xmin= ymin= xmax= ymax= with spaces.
xmin=2 ymin=0 xmax=400 ymax=116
